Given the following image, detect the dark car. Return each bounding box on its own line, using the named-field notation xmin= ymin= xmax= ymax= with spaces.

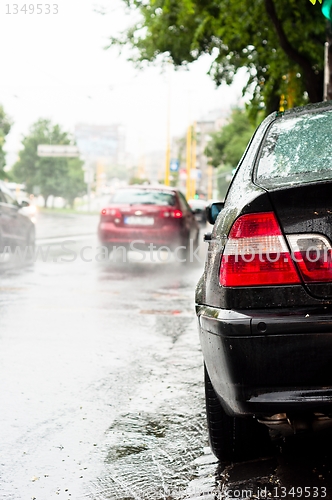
xmin=98 ymin=185 xmax=199 ymax=261
xmin=196 ymin=101 xmax=332 ymax=462
xmin=0 ymin=181 xmax=35 ymax=255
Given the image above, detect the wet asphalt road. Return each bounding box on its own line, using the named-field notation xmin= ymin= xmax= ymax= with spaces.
xmin=2 ymin=212 xmax=332 ymax=499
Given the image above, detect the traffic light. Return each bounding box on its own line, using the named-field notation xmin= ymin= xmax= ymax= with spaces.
xmin=322 ymin=0 xmax=332 ymax=20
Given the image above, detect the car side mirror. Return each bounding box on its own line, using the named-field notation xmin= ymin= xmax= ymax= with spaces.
xmin=20 ymin=200 xmax=30 ymax=208
xmin=206 ymin=202 xmax=224 ymax=225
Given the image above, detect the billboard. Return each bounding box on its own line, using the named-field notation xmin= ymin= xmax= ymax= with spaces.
xmin=74 ymin=124 xmax=125 ymax=162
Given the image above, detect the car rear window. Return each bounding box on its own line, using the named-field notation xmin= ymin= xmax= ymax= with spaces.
xmin=256 ymin=109 xmax=332 ymax=188
xmin=110 ymin=189 xmax=176 ymax=206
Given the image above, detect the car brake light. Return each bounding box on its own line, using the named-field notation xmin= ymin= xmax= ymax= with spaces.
xmin=100 ymin=208 xmax=122 ymax=223
xmin=173 ymin=209 xmax=183 ymax=218
xmin=287 ymin=234 xmax=332 ymax=282
xmin=220 ymin=212 xmax=300 ymax=287
xmin=161 ymin=208 xmax=183 ymax=219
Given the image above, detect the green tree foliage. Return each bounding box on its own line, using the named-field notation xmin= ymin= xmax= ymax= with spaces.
xmin=215 ymin=164 xmax=234 ymax=200
xmin=205 ymin=109 xmax=256 ymax=169
xmin=62 ymin=158 xmax=87 ymax=208
xmin=12 ymin=119 xmax=85 ymax=207
xmin=129 ymin=175 xmax=150 ymax=185
xmin=110 ymin=0 xmax=326 ymax=115
xmin=0 ymin=105 xmax=12 ymax=179
xmin=205 ymin=109 xmax=256 ymax=198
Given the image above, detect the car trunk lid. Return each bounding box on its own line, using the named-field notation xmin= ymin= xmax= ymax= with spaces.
xmin=102 ymin=203 xmax=181 ymax=229
xmin=265 ymin=182 xmax=332 ymax=299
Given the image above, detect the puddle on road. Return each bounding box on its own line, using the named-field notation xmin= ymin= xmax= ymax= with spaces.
xmin=98 ymin=258 xmax=201 ymax=283
xmin=275 ymin=432 xmax=332 ymax=497
xmin=88 ymin=410 xmax=206 ymax=500
xmin=105 ymin=444 xmax=148 ymax=461
xmin=216 ymin=458 xmax=279 ymax=500
xmin=4 ymin=254 xmax=332 ymax=498
xmin=84 ymin=314 xmax=208 ymax=500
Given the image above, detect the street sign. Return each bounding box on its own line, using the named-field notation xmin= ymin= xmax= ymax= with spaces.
xmin=37 ymin=145 xmax=80 ymax=157
xmin=170 ymin=159 xmax=179 ymax=172
xmin=190 ymin=169 xmax=202 ymax=180
xmin=179 ymin=168 xmax=187 ymax=180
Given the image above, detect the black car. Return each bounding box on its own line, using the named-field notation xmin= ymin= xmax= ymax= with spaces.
xmin=196 ymin=101 xmax=332 ymax=462
xmin=0 ymin=181 xmax=35 ymax=254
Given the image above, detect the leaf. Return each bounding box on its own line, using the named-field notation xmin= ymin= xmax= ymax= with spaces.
xmin=110 ymin=0 xmax=325 ymax=118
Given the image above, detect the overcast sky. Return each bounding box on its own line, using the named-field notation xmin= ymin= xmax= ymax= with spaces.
xmin=1 ymin=0 xmax=247 ymax=166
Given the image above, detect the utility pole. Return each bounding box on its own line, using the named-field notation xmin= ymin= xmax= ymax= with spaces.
xmin=83 ymin=158 xmax=93 ymax=213
xmin=324 ymin=35 xmax=332 ymax=100
xmin=164 ymin=64 xmax=171 ymax=186
xmin=191 ymin=122 xmax=196 ymax=199
xmin=324 ymin=41 xmax=329 ymax=100
xmin=186 ymin=125 xmax=192 ymax=199
xmin=322 ymin=1 xmax=332 ymax=100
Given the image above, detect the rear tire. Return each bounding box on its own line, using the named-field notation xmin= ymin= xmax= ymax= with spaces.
xmin=204 ymin=365 xmax=272 ymax=462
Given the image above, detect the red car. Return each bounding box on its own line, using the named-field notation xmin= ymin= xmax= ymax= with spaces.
xmin=98 ymin=186 xmax=199 ymax=260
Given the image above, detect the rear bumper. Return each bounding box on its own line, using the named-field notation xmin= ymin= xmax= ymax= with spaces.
xmin=98 ymin=221 xmax=182 ymax=247
xmin=196 ymin=304 xmax=332 ymax=416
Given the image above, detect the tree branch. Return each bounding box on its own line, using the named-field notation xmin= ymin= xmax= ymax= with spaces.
xmin=264 ymin=0 xmax=322 ymax=102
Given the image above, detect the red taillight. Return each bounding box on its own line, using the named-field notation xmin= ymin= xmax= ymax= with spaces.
xmin=173 ymin=209 xmax=183 ymax=219
xmin=220 ymin=212 xmax=300 ymax=287
xmin=229 ymin=212 xmax=281 ymax=237
xmin=100 ymin=207 xmax=122 ymax=222
xmin=287 ymin=234 xmax=332 ymax=283
xmin=160 ymin=208 xmax=183 ymax=219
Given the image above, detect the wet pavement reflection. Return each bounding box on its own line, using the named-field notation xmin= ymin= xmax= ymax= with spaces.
xmin=1 ymin=213 xmax=332 ymax=499
xmin=0 ymin=213 xmax=208 ymax=499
